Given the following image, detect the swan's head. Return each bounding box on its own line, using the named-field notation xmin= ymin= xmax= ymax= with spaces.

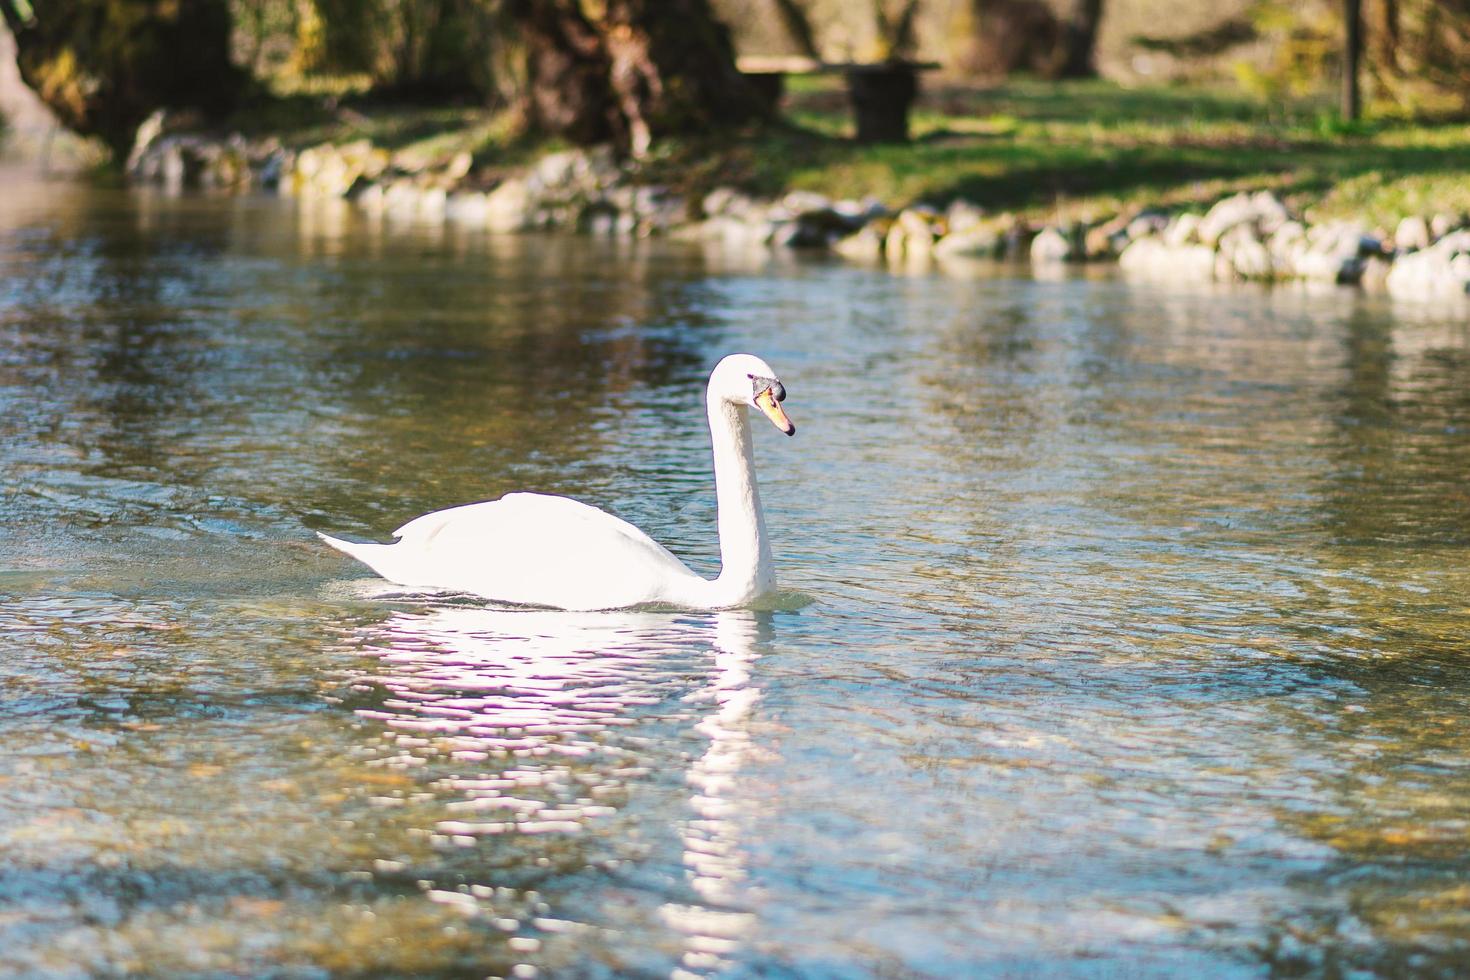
xmin=712 ymin=353 xmax=795 ymax=436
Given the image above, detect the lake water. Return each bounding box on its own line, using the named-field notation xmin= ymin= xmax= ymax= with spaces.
xmin=3 ymin=172 xmax=1470 ymax=978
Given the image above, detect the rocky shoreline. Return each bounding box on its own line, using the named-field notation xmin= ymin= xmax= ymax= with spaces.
xmin=128 ymin=124 xmax=1470 ymax=301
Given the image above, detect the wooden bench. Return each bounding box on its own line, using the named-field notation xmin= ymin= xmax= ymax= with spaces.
xmin=736 ymin=55 xmax=941 ymax=143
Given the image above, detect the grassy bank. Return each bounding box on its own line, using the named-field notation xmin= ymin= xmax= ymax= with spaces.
xmin=230 ymin=77 xmax=1470 ymax=229
xmin=745 ymin=77 xmax=1470 ymax=229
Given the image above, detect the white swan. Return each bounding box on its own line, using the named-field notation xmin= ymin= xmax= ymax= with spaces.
xmin=318 ymin=353 xmax=795 ymax=611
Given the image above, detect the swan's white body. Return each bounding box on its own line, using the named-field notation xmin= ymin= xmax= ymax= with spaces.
xmin=318 ymin=353 xmax=795 ymax=611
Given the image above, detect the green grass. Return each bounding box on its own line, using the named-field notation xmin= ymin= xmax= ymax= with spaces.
xmin=739 ymin=76 xmax=1470 ymax=227
xmin=224 ymin=76 xmax=1470 ymax=228
xmin=223 ymin=83 xmax=564 ymax=176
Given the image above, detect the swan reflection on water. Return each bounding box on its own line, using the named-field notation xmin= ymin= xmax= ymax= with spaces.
xmin=337 ymin=600 xmax=771 ymax=975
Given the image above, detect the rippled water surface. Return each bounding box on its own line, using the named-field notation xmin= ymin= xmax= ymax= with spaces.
xmin=3 ymin=172 xmax=1470 ymax=977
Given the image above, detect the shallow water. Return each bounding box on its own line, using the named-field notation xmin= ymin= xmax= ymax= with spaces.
xmin=2 ymin=172 xmax=1470 ymax=977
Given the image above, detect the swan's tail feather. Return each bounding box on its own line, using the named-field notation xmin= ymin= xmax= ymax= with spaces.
xmin=317 ymin=531 xmax=396 ymax=573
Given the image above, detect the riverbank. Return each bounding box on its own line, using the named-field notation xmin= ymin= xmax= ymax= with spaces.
xmin=123 ymin=78 xmax=1470 ymax=300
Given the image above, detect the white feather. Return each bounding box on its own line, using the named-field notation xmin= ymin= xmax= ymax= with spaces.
xmin=320 ymin=493 xmax=696 ymax=610
xmin=317 ymin=353 xmax=794 ymax=611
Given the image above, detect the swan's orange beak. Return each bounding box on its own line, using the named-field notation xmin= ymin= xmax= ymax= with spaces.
xmin=755 ymin=388 xmax=795 ymax=436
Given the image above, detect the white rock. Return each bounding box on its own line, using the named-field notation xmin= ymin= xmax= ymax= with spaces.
xmin=1359 ymin=255 xmax=1393 ymax=291
xmin=354 ymin=182 xmax=385 ymax=213
xmin=585 ymin=209 xmax=618 ymax=237
xmin=531 ymin=150 xmax=580 ymax=193
xmin=1118 ymin=237 xmax=1216 ymax=280
xmin=780 ymin=190 xmax=832 ymax=216
xmin=702 ymin=187 xmax=747 ymax=217
xmin=292 ymin=145 xmax=322 ymax=182
xmin=416 ymin=186 xmax=447 ymax=220
xmin=897 ymin=209 xmax=936 ymax=258
xmin=1298 ymin=221 xmax=1373 ymax=282
xmin=768 ymin=221 xmax=806 ymax=248
xmin=945 ymin=198 xmax=985 ymax=234
xmin=1385 ymin=230 xmax=1470 ymax=299
xmin=934 ymin=224 xmax=1002 ymax=259
xmin=696 ymin=213 xmax=771 ymax=248
xmin=1163 ymin=213 xmax=1203 ymax=248
xmin=1198 ymin=191 xmax=1291 ymax=246
xmin=446 ymin=191 xmax=488 ymax=225
xmin=883 ymin=221 xmax=908 ymax=261
xmin=444 ymin=151 xmax=473 ymax=182
xmin=485 ymin=178 xmax=534 ymax=232
xmin=636 ymin=192 xmax=687 ymax=235
xmin=1250 ymin=190 xmax=1292 ymax=234
xmin=835 ymin=197 xmax=888 ymax=224
xmin=382 ymin=179 xmax=420 ymax=216
xmin=1197 ymin=193 xmax=1252 ymax=245
xmin=161 ymin=144 xmax=189 ymax=192
xmin=1430 ymin=213 xmax=1464 ymax=241
xmin=833 ymin=226 xmax=883 ymax=261
xmin=1084 ymin=220 xmax=1129 ymax=259
xmin=1218 ymin=224 xmax=1272 ymax=279
xmin=1267 ymin=221 xmax=1307 ymax=274
xmin=883 ymin=209 xmax=934 ymax=261
xmin=1125 ymin=212 xmax=1169 ymax=242
xmin=1030 ymin=226 xmax=1073 ymax=264
xmin=1394 ymin=215 xmax=1430 ymax=252
xmin=127 ymin=110 xmax=167 ymax=175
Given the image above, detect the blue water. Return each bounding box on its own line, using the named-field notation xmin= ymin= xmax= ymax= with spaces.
xmin=3 ymin=174 xmax=1470 ymax=977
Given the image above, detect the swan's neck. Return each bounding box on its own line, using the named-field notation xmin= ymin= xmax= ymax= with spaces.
xmin=707 ymin=394 xmax=774 ymax=603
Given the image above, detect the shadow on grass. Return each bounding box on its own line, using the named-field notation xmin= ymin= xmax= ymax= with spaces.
xmin=921 ymin=78 xmax=1281 ymax=126
xmin=224 ymin=91 xmax=503 ymax=153
xmin=749 ymin=85 xmax=1470 ymax=216
xmin=923 ymin=138 xmax=1470 ymax=213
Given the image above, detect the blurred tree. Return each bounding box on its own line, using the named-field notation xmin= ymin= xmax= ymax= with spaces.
xmin=770 ymin=0 xmax=822 ymax=60
xmin=756 ymin=0 xmax=924 ymax=63
xmin=293 ymin=0 xmax=503 ymax=100
xmin=509 ymin=0 xmax=766 ymax=156
xmin=1231 ymin=4 xmax=1342 ymax=112
xmin=1371 ymin=0 xmax=1470 ymax=114
xmin=513 ymin=0 xmax=617 ymax=144
xmin=232 ymin=0 xmax=299 ymax=80
xmin=871 ymin=0 xmax=921 ymax=59
xmin=1227 ymin=0 xmax=1470 ymax=117
xmin=1056 ymin=0 xmax=1105 ymax=77
xmin=952 ymin=0 xmax=1061 ymax=77
xmin=1342 ymin=0 xmax=1361 ymax=118
xmin=0 ymin=0 xmax=249 ymax=160
xmin=1372 ymin=0 xmax=1399 ymax=72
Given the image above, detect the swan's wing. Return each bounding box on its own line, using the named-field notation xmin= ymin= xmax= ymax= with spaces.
xmin=351 ymin=493 xmax=698 ymax=609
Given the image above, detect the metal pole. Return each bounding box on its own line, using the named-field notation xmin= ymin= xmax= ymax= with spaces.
xmin=1342 ymin=0 xmax=1362 ymax=121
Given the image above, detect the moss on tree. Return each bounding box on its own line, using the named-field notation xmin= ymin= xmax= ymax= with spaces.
xmin=0 ymin=0 xmax=248 ymax=161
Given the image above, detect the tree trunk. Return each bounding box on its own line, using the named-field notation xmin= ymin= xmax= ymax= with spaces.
xmin=303 ymin=0 xmax=496 ymax=101
xmin=954 ymin=0 xmax=1062 ymax=78
xmin=510 ymin=0 xmax=765 ymax=158
xmin=1375 ymin=0 xmax=1400 ymax=72
xmin=0 ymin=0 xmax=247 ymax=161
xmin=1343 ymin=0 xmax=1362 ymax=120
xmin=602 ymin=0 xmax=766 ymax=157
xmin=1055 ymin=0 xmax=1105 ymax=78
xmin=770 ymin=0 xmax=821 ymax=60
xmin=511 ymin=0 xmax=621 ymax=146
xmin=873 ymin=0 xmax=922 ymax=59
